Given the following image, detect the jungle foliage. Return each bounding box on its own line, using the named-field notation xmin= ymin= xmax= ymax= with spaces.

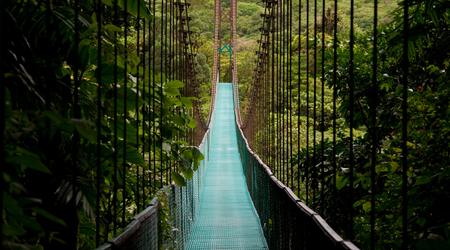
xmin=1 ymin=0 xmax=449 ymax=249
xmin=255 ymin=0 xmax=448 ymax=248
xmin=315 ymin=0 xmax=450 ymax=248
xmin=1 ymin=0 xmax=205 ymax=249
xmin=228 ymin=0 xmax=449 ymax=248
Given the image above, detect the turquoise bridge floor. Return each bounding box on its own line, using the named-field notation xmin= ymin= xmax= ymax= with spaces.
xmin=186 ymin=83 xmax=268 ymax=249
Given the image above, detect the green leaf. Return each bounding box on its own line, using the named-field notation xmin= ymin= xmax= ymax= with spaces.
xmin=165 ymin=86 xmax=180 ymax=96
xmin=72 ymin=119 xmax=96 ymax=144
xmin=336 ymin=175 xmax=348 ymax=190
xmin=34 ymin=208 xmax=67 ymax=227
xmin=21 ymin=215 xmax=43 ymax=232
xmin=7 ymin=148 xmax=51 ymax=174
xmin=182 ymin=149 xmax=192 ymax=158
xmin=166 ymin=80 xmax=184 ymax=89
xmin=104 ymin=24 xmax=122 ymax=33
xmin=79 ymin=39 xmax=92 ymax=68
xmin=172 ymin=172 xmax=186 ymax=186
xmin=180 ymin=97 xmax=194 ymax=108
xmin=2 ymin=223 xmax=26 ymax=237
xmin=416 ymin=176 xmax=432 ymax=185
xmin=181 ymin=147 xmax=204 ymax=171
xmin=3 ymin=193 xmax=23 ymax=218
xmin=126 ymin=147 xmax=145 ymax=165
xmin=389 ymin=161 xmax=400 ymax=172
xmin=187 ymin=117 xmax=196 ymax=129
xmin=97 ymin=63 xmax=124 ymax=84
xmin=192 ymin=147 xmax=204 ymax=170
xmin=362 ymin=201 xmax=371 ymax=213
xmin=44 ymin=112 xmax=74 ymax=132
xmin=116 ymin=0 xmax=151 ymax=18
xmin=182 ymin=167 xmax=194 ymax=180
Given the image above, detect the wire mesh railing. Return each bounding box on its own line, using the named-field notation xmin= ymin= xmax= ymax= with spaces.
xmin=97 ymin=199 xmax=160 ymax=250
xmin=97 ymin=126 xmax=210 ymax=250
xmin=234 ymin=83 xmax=358 ymax=250
xmin=167 ymin=127 xmax=210 ymax=249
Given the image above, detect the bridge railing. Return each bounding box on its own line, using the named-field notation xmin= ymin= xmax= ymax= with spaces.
xmin=96 ymin=126 xmax=210 ymax=250
xmin=236 ymin=122 xmax=358 ymax=250
xmin=167 ymin=126 xmax=210 ymax=249
xmin=97 ymin=199 xmax=160 ymax=250
xmin=233 ymin=83 xmax=358 ymax=250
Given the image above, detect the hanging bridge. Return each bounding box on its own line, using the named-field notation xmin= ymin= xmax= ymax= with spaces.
xmin=2 ymin=0 xmax=430 ymax=248
xmin=89 ymin=0 xmax=363 ymax=247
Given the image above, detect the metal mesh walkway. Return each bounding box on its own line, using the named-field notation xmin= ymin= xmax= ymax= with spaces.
xmin=186 ymin=83 xmax=268 ymax=249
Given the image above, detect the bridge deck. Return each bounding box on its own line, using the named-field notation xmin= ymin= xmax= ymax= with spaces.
xmin=186 ymin=83 xmax=268 ymax=249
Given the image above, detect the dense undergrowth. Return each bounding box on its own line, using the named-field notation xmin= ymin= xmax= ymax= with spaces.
xmin=240 ymin=0 xmax=450 ymax=248
xmin=1 ymin=0 xmax=205 ymax=249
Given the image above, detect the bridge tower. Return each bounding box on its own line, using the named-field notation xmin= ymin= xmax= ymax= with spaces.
xmin=211 ymin=0 xmax=240 ymax=122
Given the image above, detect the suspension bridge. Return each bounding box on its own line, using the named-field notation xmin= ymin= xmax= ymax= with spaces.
xmin=2 ymin=0 xmax=442 ymax=249
xmin=91 ymin=0 xmax=361 ymax=248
